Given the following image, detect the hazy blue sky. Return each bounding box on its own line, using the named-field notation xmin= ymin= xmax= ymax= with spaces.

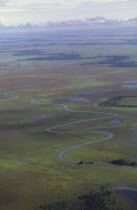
xmin=0 ymin=0 xmax=137 ymax=25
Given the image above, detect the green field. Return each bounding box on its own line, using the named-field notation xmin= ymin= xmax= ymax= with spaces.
xmin=1 ymin=27 xmax=137 ymax=210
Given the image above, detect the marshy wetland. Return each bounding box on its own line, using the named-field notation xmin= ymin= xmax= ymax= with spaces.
xmin=1 ymin=26 xmax=137 ymax=209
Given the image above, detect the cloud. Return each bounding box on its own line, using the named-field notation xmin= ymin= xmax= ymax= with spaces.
xmin=5 ymin=0 xmax=128 ymax=7
xmin=3 ymin=0 xmax=129 ymax=13
xmin=0 ymin=0 xmax=136 ymax=25
xmin=0 ymin=0 xmax=8 ymax=6
xmin=1 ymin=0 xmax=130 ymax=10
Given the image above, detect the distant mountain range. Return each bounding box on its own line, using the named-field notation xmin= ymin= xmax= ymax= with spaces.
xmin=1 ymin=17 xmax=137 ymax=29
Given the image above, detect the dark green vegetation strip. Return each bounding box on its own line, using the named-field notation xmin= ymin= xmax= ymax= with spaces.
xmin=110 ymin=159 xmax=137 ymax=167
xmin=81 ymin=55 xmax=137 ymax=68
xmin=21 ymin=53 xmax=91 ymax=61
xmin=99 ymin=96 xmax=137 ymax=108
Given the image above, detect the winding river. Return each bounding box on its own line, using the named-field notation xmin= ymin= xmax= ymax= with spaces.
xmin=2 ymin=93 xmax=137 ymax=170
xmin=30 ymin=99 xmax=117 ymax=163
xmin=30 ymin=99 xmax=137 ymax=170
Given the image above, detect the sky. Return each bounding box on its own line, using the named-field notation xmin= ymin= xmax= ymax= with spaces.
xmin=0 ymin=0 xmax=137 ymax=25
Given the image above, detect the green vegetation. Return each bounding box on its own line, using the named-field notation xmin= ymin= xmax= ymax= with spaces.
xmin=99 ymin=96 xmax=137 ymax=108
xmin=110 ymin=159 xmax=137 ymax=167
xmin=1 ymin=27 xmax=137 ymax=209
xmin=77 ymin=161 xmax=94 ymax=164
xmin=37 ymin=185 xmax=123 ymax=210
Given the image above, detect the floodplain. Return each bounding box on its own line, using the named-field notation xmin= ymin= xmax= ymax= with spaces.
xmin=0 ymin=26 xmax=137 ymax=209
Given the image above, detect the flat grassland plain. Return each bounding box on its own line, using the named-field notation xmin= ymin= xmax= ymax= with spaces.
xmin=1 ymin=26 xmax=137 ymax=209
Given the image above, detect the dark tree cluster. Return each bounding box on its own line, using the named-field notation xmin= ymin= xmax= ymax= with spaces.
xmin=77 ymin=161 xmax=94 ymax=165
xmin=110 ymin=159 xmax=137 ymax=167
xmin=37 ymin=185 xmax=123 ymax=210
